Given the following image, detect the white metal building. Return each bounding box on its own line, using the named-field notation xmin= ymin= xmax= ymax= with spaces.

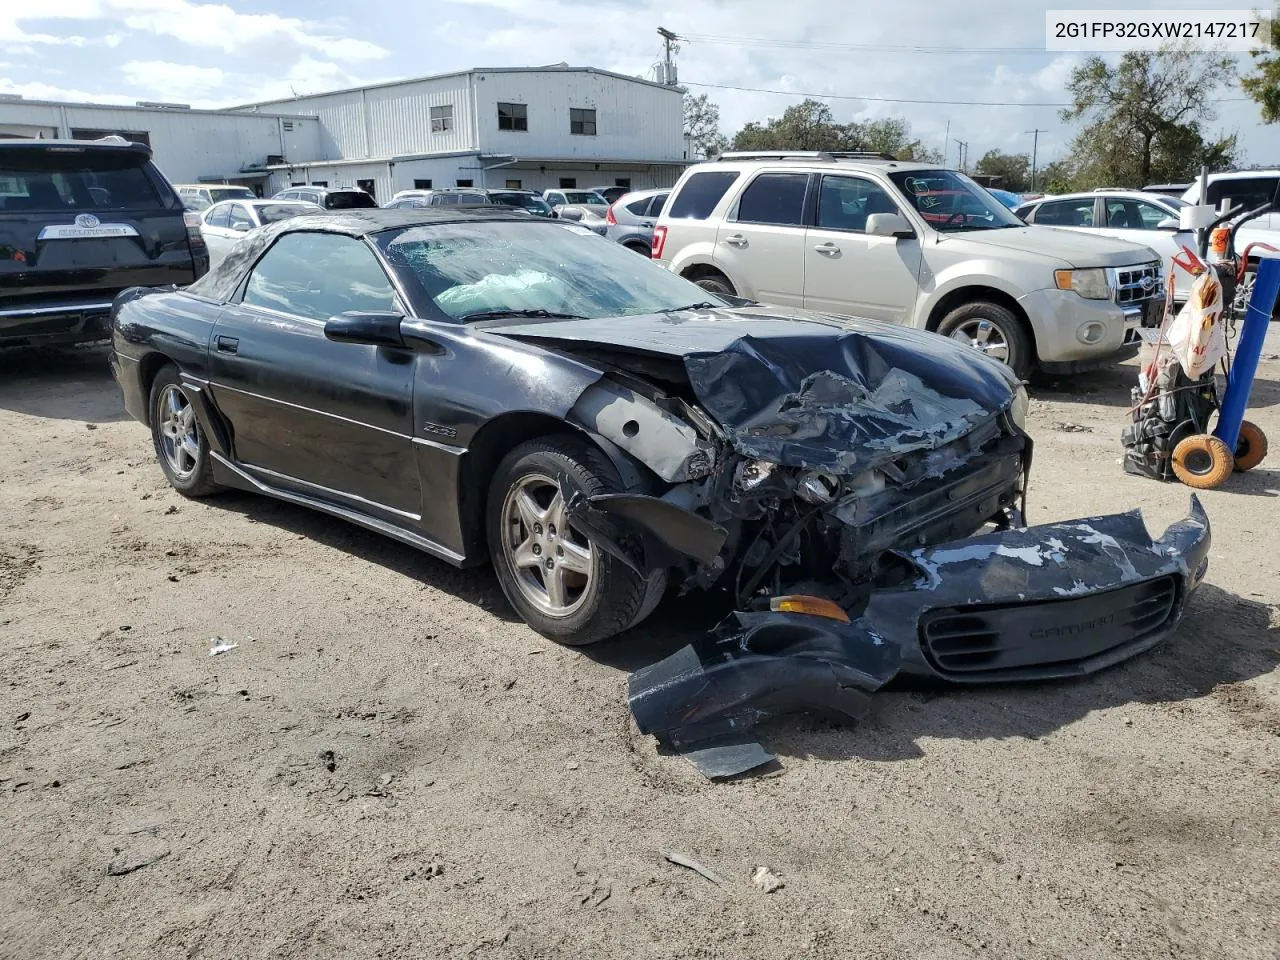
xmin=233 ymin=66 xmax=692 ymax=201
xmin=0 ymin=96 xmax=321 ymax=193
xmin=0 ymin=66 xmax=692 ymax=202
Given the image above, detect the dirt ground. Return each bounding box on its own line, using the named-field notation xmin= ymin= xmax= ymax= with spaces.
xmin=2 ymin=333 xmax=1278 ymax=960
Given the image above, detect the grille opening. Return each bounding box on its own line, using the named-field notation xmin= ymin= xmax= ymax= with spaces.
xmin=920 ymin=576 xmax=1178 ymax=677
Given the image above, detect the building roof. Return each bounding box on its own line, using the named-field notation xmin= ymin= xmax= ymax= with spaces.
xmin=230 ymin=65 xmax=682 ymax=110
xmin=0 ymin=96 xmax=316 ymax=121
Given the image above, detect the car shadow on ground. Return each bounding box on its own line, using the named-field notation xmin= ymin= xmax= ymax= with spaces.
xmin=209 ymin=491 xmax=524 ymax=625
xmin=1030 ymin=362 xmax=1280 ymax=412
xmin=0 ymin=344 xmax=128 ymax=423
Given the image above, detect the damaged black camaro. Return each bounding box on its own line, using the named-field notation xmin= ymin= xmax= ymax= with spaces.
xmin=108 ymin=209 xmax=1211 ymax=777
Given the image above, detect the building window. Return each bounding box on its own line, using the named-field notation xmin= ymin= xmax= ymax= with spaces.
xmin=430 ymin=105 xmax=453 ymax=133
xmin=559 ymin=177 xmax=577 ymax=189
xmin=414 ymin=179 xmax=432 ymax=189
xmin=505 ymin=179 xmax=522 ymax=189
xmin=311 ymin=180 xmax=328 ymax=187
xmin=614 ymin=177 xmax=631 ymax=188
xmin=570 ymin=108 xmax=597 ymax=136
xmin=497 ymin=102 xmax=527 ymax=131
xmin=456 ymin=179 xmax=473 ymax=187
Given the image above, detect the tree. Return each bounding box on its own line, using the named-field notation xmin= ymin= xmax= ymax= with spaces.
xmin=1060 ymin=46 xmax=1238 ymax=186
xmin=1242 ymin=6 xmax=1280 ymax=122
xmin=683 ymin=92 xmax=728 ymax=159
xmin=974 ymin=150 xmax=1032 ymax=191
xmin=729 ymin=99 xmax=941 ymax=161
xmin=1037 ymin=159 xmax=1077 ymax=195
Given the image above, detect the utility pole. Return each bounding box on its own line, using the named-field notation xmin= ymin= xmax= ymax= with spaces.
xmin=1025 ymin=128 xmax=1046 ymax=192
xmin=955 ymin=139 xmax=968 ymax=172
xmin=657 ymin=27 xmax=679 ymax=85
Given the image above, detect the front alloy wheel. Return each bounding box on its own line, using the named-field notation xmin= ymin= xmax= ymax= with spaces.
xmin=148 ymin=363 xmax=221 ymax=497
xmin=486 ymin=437 xmax=655 ymax=645
xmin=500 ymin=473 xmax=597 ymax=616
xmin=947 ymin=318 xmax=1010 ymax=363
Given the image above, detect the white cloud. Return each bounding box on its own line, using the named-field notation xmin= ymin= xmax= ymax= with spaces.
xmin=0 ymin=77 xmax=134 ymax=104
xmin=3 ymin=1 xmax=388 ymax=62
xmin=120 ymin=60 xmax=226 ymax=99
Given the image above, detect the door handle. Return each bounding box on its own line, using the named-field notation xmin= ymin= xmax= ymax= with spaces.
xmin=722 ymin=234 xmax=748 ymax=247
xmin=813 ymin=242 xmax=841 ymax=255
xmin=640 ymin=221 xmax=654 ymax=227
xmin=215 ymin=336 xmax=239 ymax=354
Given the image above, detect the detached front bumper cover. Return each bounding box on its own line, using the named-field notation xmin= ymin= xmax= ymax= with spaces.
xmin=628 ymin=496 xmax=1211 ymax=779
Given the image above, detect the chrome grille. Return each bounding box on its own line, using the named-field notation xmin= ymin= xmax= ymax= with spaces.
xmin=1113 ymin=262 xmax=1162 ymax=306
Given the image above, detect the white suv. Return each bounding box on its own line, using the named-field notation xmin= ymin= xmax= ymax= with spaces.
xmin=652 ymin=152 xmax=1165 ymax=376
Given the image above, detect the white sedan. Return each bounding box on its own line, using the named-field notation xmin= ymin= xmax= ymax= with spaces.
xmin=201 ymin=199 xmax=322 ymax=267
xmin=1015 ymin=190 xmax=1196 ymax=305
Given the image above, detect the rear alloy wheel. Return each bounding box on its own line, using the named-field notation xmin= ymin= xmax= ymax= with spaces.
xmin=487 ymin=437 xmax=652 ymax=645
xmin=149 ymin=364 xmax=221 ymax=497
xmin=936 ymin=301 xmax=1033 ymax=378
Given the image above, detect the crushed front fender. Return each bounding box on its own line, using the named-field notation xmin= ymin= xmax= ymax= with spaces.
xmin=627 ymin=495 xmax=1211 ymax=778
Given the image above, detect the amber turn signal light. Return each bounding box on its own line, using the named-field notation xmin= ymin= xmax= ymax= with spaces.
xmin=768 ymin=595 xmax=851 ymax=622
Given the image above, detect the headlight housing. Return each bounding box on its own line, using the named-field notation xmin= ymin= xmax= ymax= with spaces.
xmin=1008 ymin=383 xmax=1029 ymax=430
xmin=1054 ymin=267 xmax=1111 ymax=300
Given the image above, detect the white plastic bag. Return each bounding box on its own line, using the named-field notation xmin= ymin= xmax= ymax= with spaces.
xmin=1166 ymin=271 xmax=1226 ymax=379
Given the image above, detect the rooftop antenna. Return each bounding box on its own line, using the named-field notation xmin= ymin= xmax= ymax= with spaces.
xmin=657 ymin=27 xmax=680 ymax=85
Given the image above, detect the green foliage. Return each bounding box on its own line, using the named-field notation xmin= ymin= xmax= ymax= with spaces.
xmin=974 ymin=150 xmax=1032 ymax=192
xmin=682 ymin=92 xmax=729 ymax=159
xmin=1242 ymin=8 xmax=1280 ymax=122
xmin=729 ymin=99 xmax=941 ymax=161
xmin=1059 ymin=47 xmax=1238 ymax=187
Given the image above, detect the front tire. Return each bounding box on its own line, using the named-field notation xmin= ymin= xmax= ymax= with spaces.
xmin=936 ymin=301 xmax=1033 ymax=378
xmin=487 ymin=437 xmax=653 ymax=646
xmin=149 ymin=364 xmax=221 ymax=497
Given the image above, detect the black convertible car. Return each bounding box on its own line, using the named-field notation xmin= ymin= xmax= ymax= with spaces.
xmin=110 ymin=209 xmax=1211 ymax=777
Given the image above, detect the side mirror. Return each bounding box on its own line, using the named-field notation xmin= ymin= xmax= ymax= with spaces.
xmin=1155 ymin=217 xmax=1180 ymax=231
xmin=866 ymin=212 xmax=915 ymax=239
xmin=324 ymin=311 xmax=406 ymax=348
xmin=559 ymin=208 xmax=583 ymax=221
xmin=232 ymin=221 xmax=252 ymax=232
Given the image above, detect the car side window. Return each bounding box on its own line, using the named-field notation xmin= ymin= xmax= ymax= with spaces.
xmin=1103 ymin=199 xmax=1163 ymax=229
xmin=735 ymin=173 xmax=809 ymax=226
xmin=1206 ymin=177 xmax=1279 ymax=210
xmin=624 ymin=196 xmax=650 ymax=216
xmin=241 ymin=232 xmax=398 ymax=322
xmin=1035 ymin=199 xmax=1095 ymax=227
xmin=228 ymin=204 xmax=254 ymax=229
xmin=646 ymin=193 xmax=669 ymax=217
xmin=816 ymin=175 xmax=900 ymax=232
xmin=206 ymin=203 xmax=232 ymax=228
xmin=667 ymin=171 xmax=740 ymax=220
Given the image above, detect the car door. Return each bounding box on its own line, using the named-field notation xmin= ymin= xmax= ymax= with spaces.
xmin=201 ymin=202 xmax=238 ymax=267
xmin=801 ymin=174 xmax=924 ymax=323
xmin=206 ymin=231 xmax=421 ymax=517
xmin=1095 ymin=197 xmax=1193 ymax=302
xmin=713 ymin=172 xmax=809 ymax=306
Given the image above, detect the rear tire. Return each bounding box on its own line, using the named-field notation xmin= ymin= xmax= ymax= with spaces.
xmin=624 ymin=241 xmax=652 ymax=256
xmin=149 ymin=364 xmax=222 ymax=498
xmin=687 ymin=269 xmax=736 ymax=297
xmin=936 ymin=300 xmax=1033 ymax=378
xmin=487 ymin=436 xmax=655 ymax=646
xmin=1233 ymin=420 xmax=1268 ymax=472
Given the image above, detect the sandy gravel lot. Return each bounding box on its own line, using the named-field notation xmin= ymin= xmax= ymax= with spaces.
xmin=2 ymin=335 xmax=1278 ymax=960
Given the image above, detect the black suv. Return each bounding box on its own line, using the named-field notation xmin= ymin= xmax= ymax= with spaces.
xmin=0 ymin=138 xmax=209 ymax=347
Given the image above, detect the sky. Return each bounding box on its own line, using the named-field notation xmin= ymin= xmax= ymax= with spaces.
xmin=0 ymin=0 xmax=1273 ymax=167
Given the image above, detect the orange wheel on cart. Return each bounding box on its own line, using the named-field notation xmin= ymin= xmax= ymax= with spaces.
xmin=1172 ymin=434 xmax=1235 ymax=489
xmin=1233 ymin=420 xmax=1268 ymax=472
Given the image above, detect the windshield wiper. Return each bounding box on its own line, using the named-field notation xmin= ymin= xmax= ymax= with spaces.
xmin=660 ymin=302 xmax=721 ymax=313
xmin=459 ymin=308 xmax=588 ymax=322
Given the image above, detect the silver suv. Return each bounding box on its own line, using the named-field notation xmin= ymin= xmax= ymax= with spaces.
xmin=653 ymin=151 xmax=1165 ymax=376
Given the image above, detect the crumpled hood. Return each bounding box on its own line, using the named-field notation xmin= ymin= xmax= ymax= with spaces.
xmin=952 ymin=225 xmax=1159 ymax=268
xmin=488 ymin=306 xmax=1017 ymax=474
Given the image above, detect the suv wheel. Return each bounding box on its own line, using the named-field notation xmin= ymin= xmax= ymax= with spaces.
xmin=487 ymin=437 xmax=653 ymax=646
xmin=688 ymin=269 xmax=736 ymax=297
xmin=936 ymin=301 xmax=1033 ymax=378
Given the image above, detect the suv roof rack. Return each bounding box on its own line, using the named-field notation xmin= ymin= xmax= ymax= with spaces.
xmin=718 ymin=150 xmax=899 ymax=162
